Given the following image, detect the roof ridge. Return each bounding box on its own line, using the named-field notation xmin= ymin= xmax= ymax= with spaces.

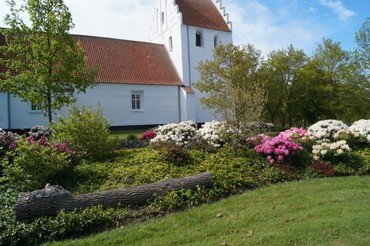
xmin=71 ymin=33 xmax=164 ymax=47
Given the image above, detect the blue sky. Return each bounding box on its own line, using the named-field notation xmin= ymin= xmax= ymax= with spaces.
xmin=226 ymin=0 xmax=368 ymax=53
xmin=0 ymin=0 xmax=368 ymax=55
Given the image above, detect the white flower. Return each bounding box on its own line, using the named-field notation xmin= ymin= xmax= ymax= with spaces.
xmin=198 ymin=121 xmax=227 ymax=147
xmin=307 ymin=120 xmax=348 ymax=141
xmin=349 ymin=119 xmax=370 ymax=143
xmin=151 ymin=121 xmax=198 ymax=146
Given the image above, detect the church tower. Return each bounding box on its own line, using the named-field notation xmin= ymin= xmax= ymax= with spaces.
xmin=150 ymin=0 xmax=232 ymax=123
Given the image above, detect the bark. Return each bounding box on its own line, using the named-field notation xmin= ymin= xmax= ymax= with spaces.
xmin=13 ymin=172 xmax=213 ymax=221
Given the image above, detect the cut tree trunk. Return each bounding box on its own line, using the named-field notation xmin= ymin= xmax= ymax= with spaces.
xmin=13 ymin=172 xmax=213 ymax=221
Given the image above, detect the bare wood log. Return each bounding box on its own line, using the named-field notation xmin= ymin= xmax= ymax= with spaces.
xmin=13 ymin=172 xmax=212 ymax=221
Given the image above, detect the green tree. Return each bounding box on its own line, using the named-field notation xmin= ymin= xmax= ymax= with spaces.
xmin=302 ymin=38 xmax=369 ymax=123
xmin=0 ymin=0 xmax=97 ymax=124
xmin=263 ymin=45 xmax=307 ymax=127
xmin=355 ymin=17 xmax=370 ymax=73
xmin=195 ymin=44 xmax=267 ymax=130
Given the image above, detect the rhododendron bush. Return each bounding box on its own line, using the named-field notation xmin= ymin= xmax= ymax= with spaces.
xmin=151 ymin=121 xmax=198 ymax=146
xmin=349 ymin=120 xmax=370 ymax=143
xmin=306 ymin=120 xmax=348 ymax=141
xmin=254 ymin=129 xmax=303 ymax=166
xmin=140 ymin=130 xmax=157 ymax=141
xmin=0 ymin=129 xmax=19 ymax=158
xmin=312 ymin=140 xmax=351 ymax=161
xmin=198 ymin=121 xmax=227 ymax=147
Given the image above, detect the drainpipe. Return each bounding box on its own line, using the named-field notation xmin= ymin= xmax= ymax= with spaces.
xmin=187 ymin=25 xmax=192 ymax=86
xmin=7 ymin=93 xmax=11 ymax=130
xmin=178 ymin=86 xmax=181 ymax=123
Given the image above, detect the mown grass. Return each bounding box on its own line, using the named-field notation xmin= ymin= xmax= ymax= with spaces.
xmin=110 ymin=129 xmax=145 ymax=140
xmin=49 ymin=176 xmax=370 ymax=246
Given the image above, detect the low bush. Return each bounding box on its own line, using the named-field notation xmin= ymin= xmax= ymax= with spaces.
xmin=0 ymin=129 xmax=18 ymax=159
xmin=1 ymin=138 xmax=74 ymax=191
xmin=51 ymin=105 xmax=117 ymax=161
xmin=0 ymin=205 xmax=124 ymax=246
xmin=159 ymin=144 xmax=192 ymax=166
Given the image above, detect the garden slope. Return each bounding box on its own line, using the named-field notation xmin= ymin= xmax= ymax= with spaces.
xmin=49 ymin=176 xmax=370 ymax=246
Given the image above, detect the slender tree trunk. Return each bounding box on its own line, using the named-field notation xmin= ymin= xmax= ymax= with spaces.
xmin=47 ymin=89 xmax=53 ymax=124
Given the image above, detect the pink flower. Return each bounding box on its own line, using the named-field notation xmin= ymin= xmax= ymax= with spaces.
xmin=254 ymin=130 xmax=303 ymax=166
xmin=140 ymin=130 xmax=157 ymax=141
xmin=9 ymin=142 xmax=17 ymax=150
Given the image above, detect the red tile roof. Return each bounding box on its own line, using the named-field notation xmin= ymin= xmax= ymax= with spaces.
xmin=176 ymin=0 xmax=230 ymax=32
xmin=73 ymin=35 xmax=182 ymax=85
xmin=0 ymin=32 xmax=182 ymax=86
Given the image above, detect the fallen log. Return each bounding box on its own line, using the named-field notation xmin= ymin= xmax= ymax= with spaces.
xmin=13 ymin=172 xmax=212 ymax=221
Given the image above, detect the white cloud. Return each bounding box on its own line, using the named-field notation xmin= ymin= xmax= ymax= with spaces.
xmin=319 ymin=0 xmax=355 ymax=21
xmin=0 ymin=0 xmax=154 ymax=42
xmin=225 ymin=0 xmax=321 ymax=54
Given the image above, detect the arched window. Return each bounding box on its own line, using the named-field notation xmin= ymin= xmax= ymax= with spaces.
xmin=161 ymin=11 xmax=165 ymax=25
xmin=214 ymin=36 xmax=220 ymax=48
xmin=196 ymin=31 xmax=203 ymax=47
xmin=169 ymin=36 xmax=173 ymax=51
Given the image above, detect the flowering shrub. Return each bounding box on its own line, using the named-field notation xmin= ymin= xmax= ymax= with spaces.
xmin=254 ymin=135 xmax=303 ymax=166
xmin=312 ymin=140 xmax=351 ymax=161
xmin=140 ymin=130 xmax=157 ymax=141
xmin=0 ymin=129 xmax=19 ymax=158
xmin=2 ymin=139 xmax=74 ymax=190
xmin=306 ymin=120 xmax=348 ymax=142
xmin=198 ymin=121 xmax=227 ymax=147
xmin=28 ymin=125 xmax=50 ymax=141
xmin=349 ymin=119 xmax=370 ymax=143
xmin=278 ymin=127 xmax=307 ymax=139
xmin=151 ymin=121 xmax=198 ymax=146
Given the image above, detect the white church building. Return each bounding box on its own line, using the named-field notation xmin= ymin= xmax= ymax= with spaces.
xmin=0 ymin=0 xmax=232 ymax=130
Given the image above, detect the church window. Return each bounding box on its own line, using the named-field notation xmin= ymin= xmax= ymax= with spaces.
xmin=131 ymin=91 xmax=143 ymax=110
xmin=161 ymin=12 xmax=165 ymax=25
xmin=169 ymin=36 xmax=173 ymax=51
xmin=31 ymin=102 xmax=43 ymax=111
xmin=196 ymin=31 xmax=203 ymax=47
xmin=214 ymin=36 xmax=220 ymax=48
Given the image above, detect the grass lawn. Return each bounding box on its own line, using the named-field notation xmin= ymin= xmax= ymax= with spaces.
xmin=110 ymin=129 xmax=146 ymax=140
xmin=49 ymin=176 xmax=370 ymax=246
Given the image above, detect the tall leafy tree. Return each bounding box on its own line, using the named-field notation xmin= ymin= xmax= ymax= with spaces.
xmin=263 ymin=45 xmax=307 ymax=127
xmin=306 ymin=38 xmax=369 ymax=122
xmin=355 ymin=17 xmax=370 ymax=73
xmin=195 ymin=44 xmax=267 ymax=130
xmin=0 ymin=0 xmax=97 ymax=124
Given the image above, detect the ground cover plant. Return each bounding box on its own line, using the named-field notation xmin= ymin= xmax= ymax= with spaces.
xmin=48 ymin=176 xmax=370 ymax=246
xmin=0 ymin=119 xmax=369 ymax=245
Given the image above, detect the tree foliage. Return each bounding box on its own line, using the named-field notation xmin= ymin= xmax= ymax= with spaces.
xmin=195 ymin=44 xmax=267 ymax=129
xmin=0 ymin=0 xmax=97 ymax=124
xmin=264 ymin=38 xmax=369 ymax=127
xmin=263 ymin=45 xmax=307 ymax=126
xmin=355 ymin=17 xmax=370 ymax=73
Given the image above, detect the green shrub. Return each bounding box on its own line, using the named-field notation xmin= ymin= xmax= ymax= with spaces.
xmin=51 ymin=105 xmax=117 ymax=161
xmin=160 ymin=144 xmax=192 ymax=166
xmin=332 ymin=149 xmax=370 ymax=175
xmin=2 ymin=140 xmax=73 ymax=191
xmin=0 ymin=206 xmax=123 ymax=246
